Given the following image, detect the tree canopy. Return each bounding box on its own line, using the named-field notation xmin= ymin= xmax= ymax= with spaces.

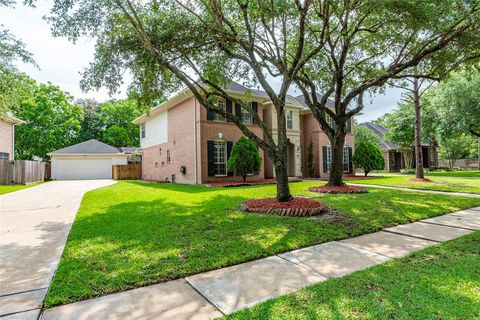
xmin=352 ymin=141 xmax=385 ymax=176
xmin=354 ymin=126 xmax=381 ymax=147
xmin=12 ymin=81 xmax=83 ymax=160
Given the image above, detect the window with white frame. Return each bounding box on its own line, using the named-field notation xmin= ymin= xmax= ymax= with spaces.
xmin=214 ymin=141 xmax=227 ymax=176
xmin=213 ymin=98 xmax=226 ymax=121
xmin=326 ymin=114 xmax=334 ymax=129
xmin=326 ymin=146 xmax=332 ymax=172
xmin=141 ymin=124 xmax=146 ymax=138
xmin=325 ymin=146 xmax=350 ymax=172
xmin=0 ymin=152 xmax=9 ymax=160
xmin=241 ymin=102 xmax=253 ymax=124
xmin=343 ymin=146 xmax=349 ymax=172
xmin=287 ymin=110 xmax=293 ymax=129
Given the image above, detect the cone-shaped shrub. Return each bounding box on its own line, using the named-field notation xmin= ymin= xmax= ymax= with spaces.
xmin=352 ymin=141 xmax=385 ymax=176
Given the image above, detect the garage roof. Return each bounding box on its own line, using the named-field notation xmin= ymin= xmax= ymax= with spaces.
xmin=49 ymin=139 xmax=122 ymax=155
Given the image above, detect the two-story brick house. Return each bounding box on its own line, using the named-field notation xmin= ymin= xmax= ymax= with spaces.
xmin=133 ymin=82 xmax=354 ymax=183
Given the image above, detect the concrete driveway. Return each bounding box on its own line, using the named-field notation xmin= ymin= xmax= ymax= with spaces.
xmin=0 ymin=180 xmax=116 ymax=319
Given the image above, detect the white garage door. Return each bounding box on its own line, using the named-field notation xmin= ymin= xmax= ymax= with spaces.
xmin=54 ymin=158 xmax=113 ymax=180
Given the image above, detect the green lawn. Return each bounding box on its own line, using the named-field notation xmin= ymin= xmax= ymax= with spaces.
xmin=45 ymin=181 xmax=480 ymax=307
xmin=0 ymin=182 xmax=43 ymax=195
xmin=347 ymin=175 xmax=480 ymax=194
xmin=225 ymin=231 xmax=480 ymax=320
xmin=377 ymin=170 xmax=480 ymax=178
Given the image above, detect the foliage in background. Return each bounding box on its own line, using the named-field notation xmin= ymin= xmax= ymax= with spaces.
xmin=354 ymin=126 xmax=381 ymax=147
xmin=12 ymin=82 xmax=83 ymax=160
xmin=428 ymin=69 xmax=480 ymax=139
xmin=439 ymin=134 xmax=478 ymax=168
xmin=103 ymin=125 xmax=131 ymax=147
xmin=227 ymin=137 xmax=262 ymax=182
xmin=353 ymin=141 xmax=385 ymax=176
xmin=307 ymin=140 xmax=314 ymax=178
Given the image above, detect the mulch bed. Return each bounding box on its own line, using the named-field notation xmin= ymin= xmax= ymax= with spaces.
xmin=409 ymin=178 xmax=433 ymax=182
xmin=343 ymin=175 xmax=383 ymax=179
xmin=206 ymin=178 xmax=302 ymax=188
xmin=308 ymin=185 xmax=368 ymax=194
xmin=240 ymin=197 xmax=328 ymax=217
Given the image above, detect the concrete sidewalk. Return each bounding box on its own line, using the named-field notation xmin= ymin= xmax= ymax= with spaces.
xmin=40 ymin=206 xmax=480 ymax=320
xmin=347 ymin=183 xmax=480 ymax=198
xmin=0 ymin=180 xmax=116 ymax=320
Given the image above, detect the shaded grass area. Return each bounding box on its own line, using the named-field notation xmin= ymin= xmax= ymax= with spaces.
xmin=378 ymin=170 xmax=480 ymax=178
xmin=347 ymin=175 xmax=480 ymax=194
xmin=45 ymin=181 xmax=480 ymax=307
xmin=0 ymin=182 xmax=43 ymax=195
xmin=225 ymin=232 xmax=480 ymax=320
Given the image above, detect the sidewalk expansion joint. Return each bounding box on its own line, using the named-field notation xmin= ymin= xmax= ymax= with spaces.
xmin=184 ymin=279 xmax=225 ymax=316
xmin=381 ymin=229 xmax=441 ymax=243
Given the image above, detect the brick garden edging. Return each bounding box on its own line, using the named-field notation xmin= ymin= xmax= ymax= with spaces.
xmin=309 ymin=185 xmax=368 ymax=194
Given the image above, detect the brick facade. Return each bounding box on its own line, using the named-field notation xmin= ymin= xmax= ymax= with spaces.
xmin=138 ymin=93 xmax=355 ymax=184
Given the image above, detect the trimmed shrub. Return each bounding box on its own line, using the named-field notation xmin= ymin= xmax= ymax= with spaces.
xmin=353 ymin=141 xmax=385 ymax=176
xmin=227 ymin=137 xmax=262 ymax=182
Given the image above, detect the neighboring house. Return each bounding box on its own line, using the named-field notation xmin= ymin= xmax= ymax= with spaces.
xmin=48 ymin=139 xmax=129 ymax=180
xmin=359 ymin=122 xmax=438 ymax=171
xmin=133 ymin=82 xmax=354 ymax=183
xmin=0 ymin=113 xmax=24 ymax=160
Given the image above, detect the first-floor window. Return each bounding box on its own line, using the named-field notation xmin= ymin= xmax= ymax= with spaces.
xmin=0 ymin=152 xmax=9 ymax=160
xmin=214 ymin=141 xmax=227 ymax=176
xmin=326 ymin=146 xmax=332 ymax=172
xmin=325 ymin=146 xmax=349 ymax=172
xmin=166 ymin=150 xmax=171 ymax=164
xmin=343 ymin=146 xmax=349 ymax=172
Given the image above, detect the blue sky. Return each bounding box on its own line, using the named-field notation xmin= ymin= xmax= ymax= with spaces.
xmin=2 ymin=1 xmax=403 ymax=122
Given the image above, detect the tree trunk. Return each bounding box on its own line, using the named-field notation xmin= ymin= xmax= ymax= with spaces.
xmin=365 ymin=171 xmax=369 ymax=177
xmin=327 ymin=132 xmax=346 ymax=186
xmin=242 ymin=171 xmax=247 ymax=182
xmin=413 ymin=78 xmax=424 ymax=179
xmin=273 ymin=106 xmax=293 ymax=201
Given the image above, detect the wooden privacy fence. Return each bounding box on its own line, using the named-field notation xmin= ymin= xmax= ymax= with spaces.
xmin=0 ymin=160 xmax=49 ymax=185
xmin=112 ymin=164 xmax=142 ymax=180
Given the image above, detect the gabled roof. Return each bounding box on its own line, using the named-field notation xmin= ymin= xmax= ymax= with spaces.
xmin=48 ymin=139 xmax=122 ymax=155
xmin=359 ymin=122 xmax=398 ymax=150
xmin=118 ymin=147 xmax=139 ymax=154
xmin=294 ymin=94 xmax=335 ymax=109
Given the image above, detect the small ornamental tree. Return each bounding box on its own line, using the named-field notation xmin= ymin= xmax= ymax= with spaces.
xmin=307 ymin=140 xmax=315 ymax=178
xmin=353 ymin=141 xmax=385 ymax=177
xmin=227 ymin=137 xmax=262 ymax=183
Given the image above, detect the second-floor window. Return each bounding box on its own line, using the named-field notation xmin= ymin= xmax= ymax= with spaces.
xmin=141 ymin=124 xmax=146 ymax=138
xmin=166 ymin=150 xmax=171 ymax=164
xmin=241 ymin=102 xmax=253 ymax=124
xmin=213 ymin=98 xmax=226 ymax=121
xmin=287 ymin=110 xmax=293 ymax=129
xmin=326 ymin=114 xmax=334 ymax=129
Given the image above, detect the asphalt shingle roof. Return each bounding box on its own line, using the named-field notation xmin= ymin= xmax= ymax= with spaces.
xmin=49 ymin=139 xmax=121 ymax=154
xmin=359 ymin=122 xmax=398 ymax=150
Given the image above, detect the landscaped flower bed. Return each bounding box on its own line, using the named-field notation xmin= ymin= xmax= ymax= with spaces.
xmin=240 ymin=197 xmax=328 ymax=216
xmin=309 ymin=185 xmax=368 ymax=194
xmin=205 ymin=178 xmax=302 ymax=188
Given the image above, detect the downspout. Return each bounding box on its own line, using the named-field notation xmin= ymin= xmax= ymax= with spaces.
xmin=12 ymin=123 xmax=16 ymax=160
xmin=194 ymin=99 xmax=198 ymax=184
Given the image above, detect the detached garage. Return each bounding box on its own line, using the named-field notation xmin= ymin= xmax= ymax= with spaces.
xmin=48 ymin=139 xmax=129 ymax=180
